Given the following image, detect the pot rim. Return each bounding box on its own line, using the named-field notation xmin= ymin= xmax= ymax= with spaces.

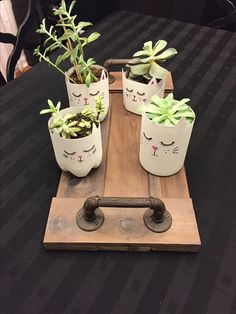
xmin=66 ymin=65 xmax=108 ymax=85
xmin=122 ymin=69 xmax=166 ymax=86
xmin=48 ymin=106 xmax=100 ymax=141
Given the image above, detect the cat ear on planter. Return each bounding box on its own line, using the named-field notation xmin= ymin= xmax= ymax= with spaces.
xmin=148 ymin=77 xmax=158 ymax=88
xmin=100 ymin=70 xmax=106 ymax=81
xmin=122 ymin=69 xmax=126 ymax=79
xmin=176 ymin=117 xmax=194 ymax=129
xmin=65 ymin=71 xmax=69 ymax=82
xmin=91 ymin=121 xmax=100 ymax=133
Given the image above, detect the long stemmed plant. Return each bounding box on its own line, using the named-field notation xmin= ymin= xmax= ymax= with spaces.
xmin=34 ymin=0 xmax=100 ymax=87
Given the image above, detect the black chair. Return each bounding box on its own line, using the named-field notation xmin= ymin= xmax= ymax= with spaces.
xmin=208 ymin=0 xmax=236 ymax=31
xmin=0 ymin=0 xmax=38 ymax=84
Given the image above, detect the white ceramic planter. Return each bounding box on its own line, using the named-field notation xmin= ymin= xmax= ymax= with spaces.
xmin=65 ymin=65 xmax=109 ymax=121
xmin=122 ymin=70 xmax=166 ymax=115
xmin=49 ymin=107 xmax=102 ymax=177
xmin=139 ymin=113 xmax=195 ymax=176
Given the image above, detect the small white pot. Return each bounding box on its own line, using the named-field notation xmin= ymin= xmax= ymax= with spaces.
xmin=65 ymin=65 xmax=109 ymax=121
xmin=122 ymin=70 xmax=166 ymax=115
xmin=49 ymin=107 xmax=103 ymax=177
xmin=139 ymin=113 xmax=195 ymax=176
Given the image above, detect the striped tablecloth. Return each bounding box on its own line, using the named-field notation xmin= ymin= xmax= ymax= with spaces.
xmin=0 ymin=11 xmax=236 ymax=314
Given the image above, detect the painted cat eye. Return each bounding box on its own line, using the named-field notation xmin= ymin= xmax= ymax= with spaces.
xmin=89 ymin=91 xmax=99 ymax=96
xmin=137 ymin=91 xmax=145 ymax=96
xmin=143 ymin=132 xmax=152 ymax=141
xmin=126 ymin=88 xmax=133 ymax=93
xmin=63 ymin=150 xmax=76 ymax=155
xmin=83 ymin=145 xmax=95 ymax=153
xmin=160 ymin=141 xmax=175 ymax=147
xmin=72 ymin=93 xmax=81 ymax=97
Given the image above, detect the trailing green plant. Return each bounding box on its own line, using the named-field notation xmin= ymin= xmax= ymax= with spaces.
xmin=40 ymin=96 xmax=104 ymax=138
xmin=34 ymin=0 xmax=101 ymax=87
xmin=139 ymin=93 xmax=195 ymax=126
xmin=126 ymin=40 xmax=177 ymax=83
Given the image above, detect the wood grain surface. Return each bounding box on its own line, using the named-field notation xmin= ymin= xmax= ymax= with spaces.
xmin=44 ymin=197 xmax=200 ymax=252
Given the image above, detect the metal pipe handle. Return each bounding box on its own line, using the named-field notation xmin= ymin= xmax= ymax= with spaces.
xmin=103 ymin=59 xmax=131 ymax=84
xmin=103 ymin=58 xmax=131 ymax=71
xmin=76 ymin=196 xmax=172 ymax=233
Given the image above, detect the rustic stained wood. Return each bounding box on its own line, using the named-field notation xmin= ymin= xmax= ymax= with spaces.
xmin=44 ymin=197 xmax=200 ymax=252
xmin=44 ymin=72 xmax=201 ymax=252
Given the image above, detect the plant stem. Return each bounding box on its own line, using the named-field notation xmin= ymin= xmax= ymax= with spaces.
xmin=65 ymin=11 xmax=84 ymax=59
xmin=59 ymin=14 xmax=83 ymax=84
xmin=44 ymin=27 xmax=69 ymax=53
xmin=38 ymin=51 xmax=76 ymax=83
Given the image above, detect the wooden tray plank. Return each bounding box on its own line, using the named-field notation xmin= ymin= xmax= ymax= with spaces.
xmin=109 ymin=71 xmax=173 ymax=93
xmin=44 ymin=197 xmax=200 ymax=252
xmin=149 ymin=168 xmax=190 ymax=198
xmin=104 ymin=93 xmax=149 ymax=197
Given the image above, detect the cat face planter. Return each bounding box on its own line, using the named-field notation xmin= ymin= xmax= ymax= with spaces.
xmin=65 ymin=65 xmax=109 ymax=121
xmin=139 ymin=113 xmax=195 ymax=176
xmin=122 ymin=70 xmax=166 ymax=115
xmin=49 ymin=107 xmax=102 ymax=177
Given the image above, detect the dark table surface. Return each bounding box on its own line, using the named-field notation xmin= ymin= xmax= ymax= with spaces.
xmin=1 ymin=10 xmax=236 ymax=314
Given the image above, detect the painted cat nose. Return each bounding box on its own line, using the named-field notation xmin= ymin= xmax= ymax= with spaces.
xmin=152 ymin=145 xmax=158 ymax=152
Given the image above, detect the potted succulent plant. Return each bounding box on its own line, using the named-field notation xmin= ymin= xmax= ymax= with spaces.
xmin=123 ymin=40 xmax=177 ymax=115
xmin=34 ymin=0 xmax=109 ymax=121
xmin=40 ymin=96 xmax=104 ymax=177
xmin=139 ymin=93 xmax=195 ymax=176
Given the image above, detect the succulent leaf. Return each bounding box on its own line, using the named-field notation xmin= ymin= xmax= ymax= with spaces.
xmin=77 ymin=21 xmax=93 ymax=30
xmin=56 ymin=101 xmax=61 ymax=110
xmin=40 ymin=109 xmax=53 ymax=114
xmin=128 ymin=58 xmax=143 ymax=65
xmin=153 ymin=40 xmax=167 ymax=55
xmin=127 ymin=39 xmax=177 ymax=82
xmin=87 ymin=32 xmax=100 ymax=43
xmin=139 ymin=94 xmax=195 ymax=126
xmin=47 ymin=99 xmax=55 ymax=110
xmin=143 ymin=41 xmax=153 ymax=52
xmin=133 ymin=50 xmax=150 ymax=57
xmin=85 ymin=73 xmax=91 ymax=87
xmin=155 ymin=48 xmax=178 ymax=61
xmin=149 ymin=62 xmax=168 ymax=79
xmin=130 ymin=64 xmax=150 ymax=75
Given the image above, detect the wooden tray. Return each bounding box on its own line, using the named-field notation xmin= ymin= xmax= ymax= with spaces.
xmin=44 ymin=72 xmax=201 ymax=252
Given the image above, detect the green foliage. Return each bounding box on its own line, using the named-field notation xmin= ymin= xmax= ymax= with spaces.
xmin=40 ymin=97 xmax=104 ymax=139
xmin=126 ymin=40 xmax=177 ymax=82
xmin=34 ymin=0 xmax=101 ymax=87
xmin=139 ymin=93 xmax=195 ymax=126
xmin=94 ymin=95 xmax=105 ymax=120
